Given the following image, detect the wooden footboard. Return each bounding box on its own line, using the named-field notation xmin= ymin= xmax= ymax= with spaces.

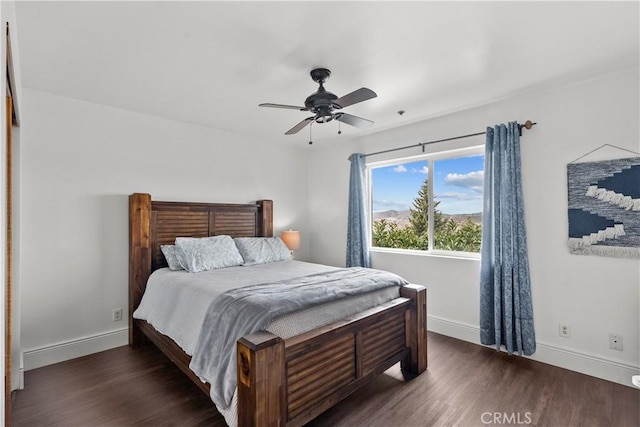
xmin=237 ymin=285 xmax=427 ymax=427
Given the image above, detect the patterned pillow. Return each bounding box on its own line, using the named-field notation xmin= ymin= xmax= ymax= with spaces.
xmin=234 ymin=237 xmax=292 ymax=266
xmin=175 ymin=235 xmax=244 ymax=273
xmin=160 ymin=244 xmax=185 ymax=271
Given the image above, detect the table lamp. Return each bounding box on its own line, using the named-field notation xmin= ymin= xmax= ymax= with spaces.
xmin=281 ymin=230 xmax=300 ymax=258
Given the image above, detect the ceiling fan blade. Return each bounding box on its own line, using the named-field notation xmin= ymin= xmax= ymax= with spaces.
xmin=259 ymin=103 xmax=308 ymax=111
xmin=334 ymin=88 xmax=377 ymax=109
xmin=335 ymin=112 xmax=374 ymax=129
xmin=285 ymin=117 xmax=315 ymax=135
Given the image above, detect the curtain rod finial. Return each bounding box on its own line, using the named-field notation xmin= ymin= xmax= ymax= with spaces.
xmin=518 ymin=120 xmax=536 ymax=136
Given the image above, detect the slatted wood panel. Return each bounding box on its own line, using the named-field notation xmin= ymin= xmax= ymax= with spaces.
xmin=287 ymin=334 xmax=355 ymax=420
xmin=151 ymin=211 xmax=209 ymax=269
xmin=148 ymin=203 xmax=264 ymax=271
xmin=361 ymin=314 xmax=406 ymax=376
xmin=212 ymin=211 xmax=257 ymax=237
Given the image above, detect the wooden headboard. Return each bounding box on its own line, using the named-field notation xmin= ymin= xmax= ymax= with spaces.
xmin=128 ymin=193 xmax=273 ymax=346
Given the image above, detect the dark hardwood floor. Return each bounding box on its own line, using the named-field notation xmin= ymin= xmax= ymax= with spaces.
xmin=11 ymin=332 xmax=639 ymax=427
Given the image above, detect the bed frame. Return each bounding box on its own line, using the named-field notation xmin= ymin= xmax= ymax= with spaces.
xmin=129 ymin=193 xmax=427 ymax=427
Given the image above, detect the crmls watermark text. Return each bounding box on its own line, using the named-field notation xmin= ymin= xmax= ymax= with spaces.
xmin=481 ymin=412 xmax=533 ymax=425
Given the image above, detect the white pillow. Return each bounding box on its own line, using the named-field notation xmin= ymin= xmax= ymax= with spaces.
xmin=160 ymin=244 xmax=184 ymax=271
xmin=234 ymin=237 xmax=292 ymax=266
xmin=175 ymin=235 xmax=244 ymax=273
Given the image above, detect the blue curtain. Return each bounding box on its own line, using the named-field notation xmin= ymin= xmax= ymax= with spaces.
xmin=480 ymin=122 xmax=536 ymax=355
xmin=346 ymin=153 xmax=371 ymax=268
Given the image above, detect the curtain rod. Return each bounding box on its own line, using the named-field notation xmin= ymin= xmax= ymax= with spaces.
xmin=351 ymin=120 xmax=537 ymax=160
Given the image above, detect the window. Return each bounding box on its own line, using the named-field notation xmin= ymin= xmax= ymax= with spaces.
xmin=369 ymin=147 xmax=484 ymax=255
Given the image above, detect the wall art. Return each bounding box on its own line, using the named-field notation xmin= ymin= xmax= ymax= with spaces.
xmin=567 ymin=156 xmax=640 ymax=259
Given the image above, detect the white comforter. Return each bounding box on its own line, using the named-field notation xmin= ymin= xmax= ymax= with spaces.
xmin=133 ymin=260 xmax=339 ymax=355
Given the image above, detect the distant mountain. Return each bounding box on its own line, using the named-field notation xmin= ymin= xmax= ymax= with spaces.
xmin=373 ymin=209 xmax=481 ymax=227
xmin=373 ymin=209 xmax=410 ymax=221
xmin=445 ymin=212 xmax=482 ymax=224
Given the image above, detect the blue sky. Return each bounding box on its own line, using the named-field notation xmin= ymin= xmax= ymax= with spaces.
xmin=371 ymin=155 xmax=484 ymax=214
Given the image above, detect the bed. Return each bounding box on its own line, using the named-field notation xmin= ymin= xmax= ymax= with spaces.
xmin=129 ymin=193 xmax=427 ymax=427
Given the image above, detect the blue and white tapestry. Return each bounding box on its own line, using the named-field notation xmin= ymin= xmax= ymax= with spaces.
xmin=567 ymin=157 xmax=640 ymax=259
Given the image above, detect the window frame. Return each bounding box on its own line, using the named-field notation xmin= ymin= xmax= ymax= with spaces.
xmin=367 ymin=145 xmax=485 ymax=259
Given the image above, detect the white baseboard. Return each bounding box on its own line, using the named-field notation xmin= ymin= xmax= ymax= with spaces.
xmin=23 ymin=327 xmax=128 ymax=371
xmin=21 ymin=320 xmax=640 ymax=389
xmin=428 ymin=315 xmax=640 ymax=388
xmin=18 ymin=352 xmax=24 ymax=390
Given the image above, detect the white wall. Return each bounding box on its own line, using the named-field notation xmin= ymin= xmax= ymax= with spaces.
xmin=307 ymin=68 xmax=640 ymax=386
xmin=19 ymin=89 xmax=310 ymax=368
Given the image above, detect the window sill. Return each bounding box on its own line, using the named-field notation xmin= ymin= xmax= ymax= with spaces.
xmin=370 ymin=246 xmax=481 ymax=261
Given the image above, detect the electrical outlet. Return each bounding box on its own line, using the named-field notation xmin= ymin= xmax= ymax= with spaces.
xmin=113 ymin=308 xmax=123 ymax=322
xmin=559 ymin=323 xmax=571 ymax=338
xmin=609 ymin=334 xmax=623 ymax=351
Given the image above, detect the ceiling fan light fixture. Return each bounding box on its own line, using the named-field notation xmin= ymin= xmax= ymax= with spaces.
xmin=315 ymin=115 xmax=333 ymax=124
xmin=259 ymin=67 xmax=378 ymax=135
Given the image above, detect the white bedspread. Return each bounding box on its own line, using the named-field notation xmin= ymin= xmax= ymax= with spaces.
xmin=133 ymin=260 xmax=339 ymax=355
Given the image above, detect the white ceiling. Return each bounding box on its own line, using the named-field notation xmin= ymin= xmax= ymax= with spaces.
xmin=14 ymin=1 xmax=640 ymax=144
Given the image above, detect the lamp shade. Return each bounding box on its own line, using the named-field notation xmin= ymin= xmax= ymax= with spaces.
xmin=281 ymin=230 xmax=301 ymax=250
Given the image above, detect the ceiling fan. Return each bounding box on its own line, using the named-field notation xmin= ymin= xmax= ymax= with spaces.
xmin=259 ymin=68 xmax=377 ymax=135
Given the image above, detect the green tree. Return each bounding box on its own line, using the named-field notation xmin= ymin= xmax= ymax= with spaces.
xmin=409 ymin=178 xmax=444 ymax=235
xmin=372 ymin=219 xmax=427 ymax=250
xmin=434 ymin=217 xmax=482 ymax=252
xmin=456 ymin=218 xmax=482 ymax=252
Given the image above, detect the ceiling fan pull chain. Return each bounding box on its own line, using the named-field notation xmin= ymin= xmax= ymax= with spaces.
xmin=338 ymin=120 xmax=342 ymax=135
xmin=309 ymin=121 xmax=313 ymax=145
